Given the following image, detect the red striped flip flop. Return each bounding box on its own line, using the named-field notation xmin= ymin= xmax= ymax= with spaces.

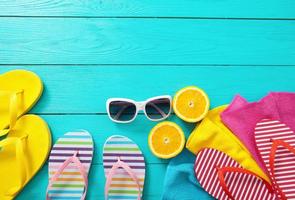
xmin=195 ymin=148 xmax=277 ymax=200
xmin=255 ymin=119 xmax=295 ymax=200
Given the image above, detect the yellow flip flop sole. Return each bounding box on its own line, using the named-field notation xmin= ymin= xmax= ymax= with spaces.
xmin=0 ymin=70 xmax=43 ymax=133
xmin=0 ymin=114 xmax=51 ymax=199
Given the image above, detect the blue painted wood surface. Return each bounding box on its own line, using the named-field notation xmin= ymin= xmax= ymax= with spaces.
xmin=1 ymin=0 xmax=295 ymax=18
xmin=1 ymin=1 xmax=295 ymax=199
xmin=1 ymin=19 xmax=295 ymax=65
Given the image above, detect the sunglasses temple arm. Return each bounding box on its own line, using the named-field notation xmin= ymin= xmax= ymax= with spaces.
xmin=114 ymin=105 xmax=129 ymax=120
xmin=149 ymin=103 xmax=166 ymax=117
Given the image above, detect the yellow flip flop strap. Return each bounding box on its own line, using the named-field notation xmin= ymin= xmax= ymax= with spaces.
xmin=0 ymin=90 xmax=23 ymax=137
xmin=0 ymin=136 xmax=28 ymax=197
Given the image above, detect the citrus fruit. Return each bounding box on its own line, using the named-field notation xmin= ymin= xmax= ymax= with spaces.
xmin=173 ymin=86 xmax=210 ymax=123
xmin=148 ymin=121 xmax=185 ymax=159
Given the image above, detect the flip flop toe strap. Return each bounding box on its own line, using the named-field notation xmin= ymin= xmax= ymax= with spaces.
xmin=46 ymin=151 xmax=88 ymax=200
xmin=105 ymin=158 xmax=142 ymax=200
xmin=217 ymin=167 xmax=275 ymax=200
xmin=269 ymin=139 xmax=295 ymax=200
xmin=0 ymin=90 xmax=23 ymax=137
xmin=0 ymin=137 xmax=28 ymax=197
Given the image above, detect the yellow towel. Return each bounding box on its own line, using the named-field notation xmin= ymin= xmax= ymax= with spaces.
xmin=186 ymin=105 xmax=269 ymax=182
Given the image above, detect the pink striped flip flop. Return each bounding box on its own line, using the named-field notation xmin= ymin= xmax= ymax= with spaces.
xmin=103 ymin=135 xmax=146 ymax=200
xmin=46 ymin=131 xmax=94 ymax=200
xmin=255 ymin=119 xmax=295 ymax=200
xmin=195 ymin=148 xmax=277 ymax=200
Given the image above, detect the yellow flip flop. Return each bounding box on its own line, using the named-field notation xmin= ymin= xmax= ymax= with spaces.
xmin=0 ymin=114 xmax=51 ymax=200
xmin=0 ymin=70 xmax=43 ymax=137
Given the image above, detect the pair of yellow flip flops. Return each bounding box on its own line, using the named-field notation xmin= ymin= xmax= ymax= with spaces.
xmin=0 ymin=70 xmax=51 ymax=199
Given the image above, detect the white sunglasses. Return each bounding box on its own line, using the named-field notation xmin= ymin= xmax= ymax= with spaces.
xmin=106 ymin=95 xmax=172 ymax=123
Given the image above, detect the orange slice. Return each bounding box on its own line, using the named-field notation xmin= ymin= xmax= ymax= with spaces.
xmin=148 ymin=121 xmax=185 ymax=159
xmin=173 ymin=86 xmax=210 ymax=123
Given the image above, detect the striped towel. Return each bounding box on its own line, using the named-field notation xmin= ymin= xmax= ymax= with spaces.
xmin=103 ymin=135 xmax=145 ymax=200
xmin=48 ymin=131 xmax=94 ymax=200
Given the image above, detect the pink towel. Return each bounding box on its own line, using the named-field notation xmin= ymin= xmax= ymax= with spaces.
xmin=221 ymin=92 xmax=295 ymax=173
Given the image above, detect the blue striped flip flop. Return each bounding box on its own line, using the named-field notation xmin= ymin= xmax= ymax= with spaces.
xmin=103 ymin=135 xmax=146 ymax=200
xmin=46 ymin=131 xmax=94 ymax=200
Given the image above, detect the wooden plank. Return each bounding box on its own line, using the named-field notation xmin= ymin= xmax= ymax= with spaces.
xmin=16 ymin=163 xmax=166 ymax=199
xmin=38 ymin=114 xmax=195 ymax=165
xmin=0 ymin=0 xmax=295 ymax=19
xmin=1 ymin=66 xmax=295 ymax=113
xmin=0 ymin=19 xmax=295 ymax=65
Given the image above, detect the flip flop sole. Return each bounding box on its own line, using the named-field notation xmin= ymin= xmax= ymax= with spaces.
xmin=255 ymin=119 xmax=295 ymax=199
xmin=0 ymin=114 xmax=51 ymax=198
xmin=48 ymin=131 xmax=94 ymax=199
xmin=103 ymin=135 xmax=145 ymax=199
xmin=0 ymin=70 xmax=43 ymax=130
xmin=195 ymin=148 xmax=276 ymax=200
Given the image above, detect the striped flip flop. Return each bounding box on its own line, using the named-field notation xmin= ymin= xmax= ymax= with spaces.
xmin=195 ymin=148 xmax=277 ymax=200
xmin=46 ymin=131 xmax=94 ymax=200
xmin=103 ymin=135 xmax=145 ymax=200
xmin=255 ymin=119 xmax=295 ymax=200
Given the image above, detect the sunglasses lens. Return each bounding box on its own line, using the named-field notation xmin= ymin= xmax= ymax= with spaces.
xmin=145 ymin=98 xmax=171 ymax=120
xmin=109 ymin=101 xmax=137 ymax=122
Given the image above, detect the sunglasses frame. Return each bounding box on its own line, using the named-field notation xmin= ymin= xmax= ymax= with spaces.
xmin=106 ymin=95 xmax=172 ymax=123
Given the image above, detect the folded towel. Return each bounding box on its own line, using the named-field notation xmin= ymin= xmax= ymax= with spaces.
xmin=221 ymin=92 xmax=295 ymax=173
xmin=162 ymin=149 xmax=213 ymax=200
xmin=186 ymin=106 xmax=269 ymax=181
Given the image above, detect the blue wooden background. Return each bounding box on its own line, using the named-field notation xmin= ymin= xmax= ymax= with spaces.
xmin=1 ymin=1 xmax=295 ymax=199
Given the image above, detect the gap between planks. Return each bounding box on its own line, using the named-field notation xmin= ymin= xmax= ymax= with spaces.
xmin=1 ymin=64 xmax=295 ymax=67
xmin=0 ymin=16 xmax=295 ymax=21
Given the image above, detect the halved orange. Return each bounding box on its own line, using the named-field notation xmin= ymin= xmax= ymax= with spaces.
xmin=148 ymin=121 xmax=185 ymax=159
xmin=173 ymin=86 xmax=210 ymax=123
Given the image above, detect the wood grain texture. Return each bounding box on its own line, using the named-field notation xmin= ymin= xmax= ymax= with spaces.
xmin=0 ymin=0 xmax=295 ymax=19
xmin=0 ymin=19 xmax=295 ymax=65
xmin=1 ymin=66 xmax=295 ymax=113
